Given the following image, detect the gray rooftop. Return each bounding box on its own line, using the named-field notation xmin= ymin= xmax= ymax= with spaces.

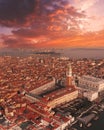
xmin=81 ymin=75 xmax=104 ymax=84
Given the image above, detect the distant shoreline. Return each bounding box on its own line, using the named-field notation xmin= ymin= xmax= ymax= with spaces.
xmin=0 ymin=48 xmax=104 ymax=59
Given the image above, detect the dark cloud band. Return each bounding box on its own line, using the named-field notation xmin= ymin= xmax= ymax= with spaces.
xmin=0 ymin=0 xmax=86 ymax=48
xmin=0 ymin=0 xmax=37 ymax=27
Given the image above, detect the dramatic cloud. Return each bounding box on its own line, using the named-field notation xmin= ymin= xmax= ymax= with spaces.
xmin=74 ymin=0 xmax=98 ymax=10
xmin=35 ymin=31 xmax=104 ymax=48
xmin=0 ymin=0 xmax=104 ymax=48
xmin=0 ymin=0 xmax=85 ymax=28
xmin=0 ymin=0 xmax=37 ymax=27
xmin=1 ymin=34 xmax=36 ymax=48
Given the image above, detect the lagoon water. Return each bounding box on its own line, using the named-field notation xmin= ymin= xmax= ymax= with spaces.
xmin=74 ymin=111 xmax=104 ymax=130
xmin=62 ymin=48 xmax=104 ymax=59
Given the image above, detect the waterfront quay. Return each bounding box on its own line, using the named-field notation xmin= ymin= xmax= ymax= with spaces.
xmin=71 ymin=110 xmax=104 ymax=130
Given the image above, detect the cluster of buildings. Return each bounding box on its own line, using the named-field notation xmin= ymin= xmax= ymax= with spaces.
xmin=78 ymin=75 xmax=104 ymax=101
xmin=28 ymin=63 xmax=78 ymax=111
xmin=0 ymin=56 xmax=104 ymax=129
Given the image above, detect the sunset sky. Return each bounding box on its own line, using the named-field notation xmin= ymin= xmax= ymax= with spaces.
xmin=0 ymin=0 xmax=104 ymax=48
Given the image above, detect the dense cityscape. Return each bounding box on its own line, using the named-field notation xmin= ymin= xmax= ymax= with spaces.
xmin=0 ymin=54 xmax=104 ymax=130
xmin=0 ymin=1 xmax=104 ymax=130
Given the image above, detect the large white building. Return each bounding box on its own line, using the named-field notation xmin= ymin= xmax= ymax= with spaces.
xmin=78 ymin=75 xmax=104 ymax=101
xmin=78 ymin=75 xmax=104 ymax=92
xmin=83 ymin=91 xmax=98 ymax=101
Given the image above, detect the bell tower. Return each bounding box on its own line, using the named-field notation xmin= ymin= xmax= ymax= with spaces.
xmin=66 ymin=63 xmax=73 ymax=86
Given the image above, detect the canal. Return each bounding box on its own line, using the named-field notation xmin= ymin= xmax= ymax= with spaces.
xmin=72 ymin=110 xmax=104 ymax=130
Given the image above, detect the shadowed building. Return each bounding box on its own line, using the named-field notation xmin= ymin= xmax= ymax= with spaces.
xmin=77 ymin=111 xmax=98 ymax=128
xmin=66 ymin=63 xmax=73 ymax=86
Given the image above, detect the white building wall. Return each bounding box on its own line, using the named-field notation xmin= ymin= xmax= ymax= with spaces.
xmin=79 ymin=76 xmax=104 ymax=92
xmin=83 ymin=91 xmax=98 ymax=101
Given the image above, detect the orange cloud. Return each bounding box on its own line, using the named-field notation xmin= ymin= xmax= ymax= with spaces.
xmin=0 ymin=0 xmax=104 ymax=49
xmin=34 ymin=30 xmax=104 ymax=48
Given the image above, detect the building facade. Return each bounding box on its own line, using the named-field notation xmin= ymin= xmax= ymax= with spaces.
xmin=78 ymin=75 xmax=104 ymax=92
xmin=47 ymin=89 xmax=78 ymax=109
